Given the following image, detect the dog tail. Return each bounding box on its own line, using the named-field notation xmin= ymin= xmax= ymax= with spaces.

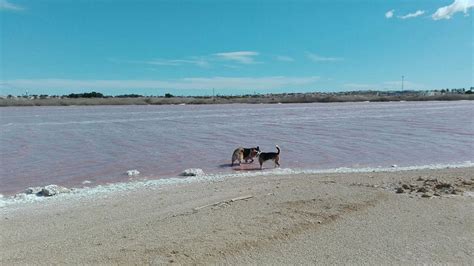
xmin=275 ymin=145 xmax=280 ymax=154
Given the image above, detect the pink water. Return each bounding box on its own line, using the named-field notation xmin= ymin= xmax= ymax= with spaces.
xmin=1 ymin=101 xmax=473 ymax=195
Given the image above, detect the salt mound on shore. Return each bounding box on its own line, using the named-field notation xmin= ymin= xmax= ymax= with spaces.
xmin=127 ymin=169 xmax=140 ymax=176
xmin=25 ymin=187 xmax=43 ymax=195
xmin=23 ymin=185 xmax=71 ymax=197
xmin=42 ymin=185 xmax=71 ymax=196
xmin=181 ymin=168 xmax=204 ymax=176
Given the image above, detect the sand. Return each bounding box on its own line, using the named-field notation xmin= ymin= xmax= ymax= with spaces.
xmin=1 ymin=167 xmax=473 ymax=264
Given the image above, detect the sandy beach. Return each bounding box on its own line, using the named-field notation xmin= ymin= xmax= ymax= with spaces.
xmin=1 ymin=167 xmax=473 ymax=264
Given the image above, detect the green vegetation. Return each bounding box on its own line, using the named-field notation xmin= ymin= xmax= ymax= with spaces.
xmin=1 ymin=89 xmax=472 ymax=107
xmin=67 ymin=91 xmax=104 ymax=98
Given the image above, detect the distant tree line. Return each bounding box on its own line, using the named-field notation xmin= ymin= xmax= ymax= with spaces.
xmin=65 ymin=92 xmax=175 ymax=98
xmin=3 ymin=88 xmax=473 ymax=99
xmin=67 ymin=91 xmax=104 ymax=98
xmin=114 ymin=94 xmax=143 ymax=98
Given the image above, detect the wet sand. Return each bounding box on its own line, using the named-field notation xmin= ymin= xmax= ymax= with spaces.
xmin=1 ymin=167 xmax=473 ymax=264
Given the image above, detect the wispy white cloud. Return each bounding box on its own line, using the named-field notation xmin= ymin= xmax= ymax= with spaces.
xmin=146 ymin=58 xmax=210 ymax=68
xmin=1 ymin=76 xmax=320 ymax=90
xmin=109 ymin=57 xmax=210 ymax=68
xmin=306 ymin=52 xmax=343 ymax=62
xmin=275 ymin=55 xmax=295 ymax=62
xmin=0 ymin=0 xmax=24 ymax=11
xmin=432 ymin=0 xmax=474 ymax=20
xmin=385 ymin=9 xmax=395 ymax=18
xmin=214 ymin=51 xmax=260 ymax=64
xmin=398 ymin=10 xmax=425 ymax=19
xmin=114 ymin=51 xmax=261 ymax=68
xmin=143 ymin=59 xmax=183 ymax=66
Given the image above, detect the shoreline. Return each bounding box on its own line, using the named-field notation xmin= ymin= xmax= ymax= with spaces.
xmin=1 ymin=161 xmax=473 ymax=208
xmin=1 ymin=166 xmax=473 ymax=264
xmin=1 ymin=94 xmax=473 ymax=107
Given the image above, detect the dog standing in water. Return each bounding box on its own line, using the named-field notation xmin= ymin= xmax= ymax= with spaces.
xmin=243 ymin=146 xmax=260 ymax=163
xmin=258 ymin=145 xmax=280 ymax=169
xmin=231 ymin=147 xmax=244 ymax=166
xmin=231 ymin=146 xmax=260 ymax=166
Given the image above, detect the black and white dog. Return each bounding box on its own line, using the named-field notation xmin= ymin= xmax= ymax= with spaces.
xmin=258 ymin=145 xmax=280 ymax=169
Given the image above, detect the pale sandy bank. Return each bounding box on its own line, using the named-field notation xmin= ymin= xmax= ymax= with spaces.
xmin=1 ymin=167 xmax=473 ymax=264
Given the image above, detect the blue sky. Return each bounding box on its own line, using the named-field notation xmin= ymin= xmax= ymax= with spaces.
xmin=0 ymin=0 xmax=472 ymax=96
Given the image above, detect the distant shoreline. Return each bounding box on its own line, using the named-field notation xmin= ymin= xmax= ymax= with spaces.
xmin=1 ymin=93 xmax=473 ymax=107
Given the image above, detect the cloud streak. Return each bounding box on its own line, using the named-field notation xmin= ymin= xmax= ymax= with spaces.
xmin=306 ymin=53 xmax=343 ymax=62
xmin=432 ymin=0 xmax=474 ymax=20
xmin=116 ymin=51 xmax=263 ymax=69
xmin=0 ymin=0 xmax=24 ymax=11
xmin=398 ymin=10 xmax=425 ymax=19
xmin=145 ymin=58 xmax=209 ymax=68
xmin=385 ymin=9 xmax=395 ymax=18
xmin=1 ymin=76 xmax=320 ymax=90
xmin=214 ymin=51 xmax=260 ymax=64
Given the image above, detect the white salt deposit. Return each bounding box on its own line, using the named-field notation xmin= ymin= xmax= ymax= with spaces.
xmin=25 ymin=187 xmax=43 ymax=195
xmin=127 ymin=170 xmax=140 ymax=176
xmin=1 ymin=161 xmax=472 ymax=211
xmin=181 ymin=168 xmax=204 ymax=176
xmin=41 ymin=185 xmax=71 ymax=196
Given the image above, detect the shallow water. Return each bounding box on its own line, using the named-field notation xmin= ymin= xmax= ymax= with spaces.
xmin=1 ymin=101 xmax=473 ymax=195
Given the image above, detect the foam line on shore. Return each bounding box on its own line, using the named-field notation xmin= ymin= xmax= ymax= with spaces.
xmin=1 ymin=161 xmax=473 ymax=210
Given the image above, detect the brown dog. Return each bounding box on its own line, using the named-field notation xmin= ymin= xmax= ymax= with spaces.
xmin=231 ymin=146 xmax=260 ymax=166
xmin=243 ymin=146 xmax=260 ymax=163
xmin=258 ymin=145 xmax=280 ymax=169
xmin=231 ymin=147 xmax=244 ymax=166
